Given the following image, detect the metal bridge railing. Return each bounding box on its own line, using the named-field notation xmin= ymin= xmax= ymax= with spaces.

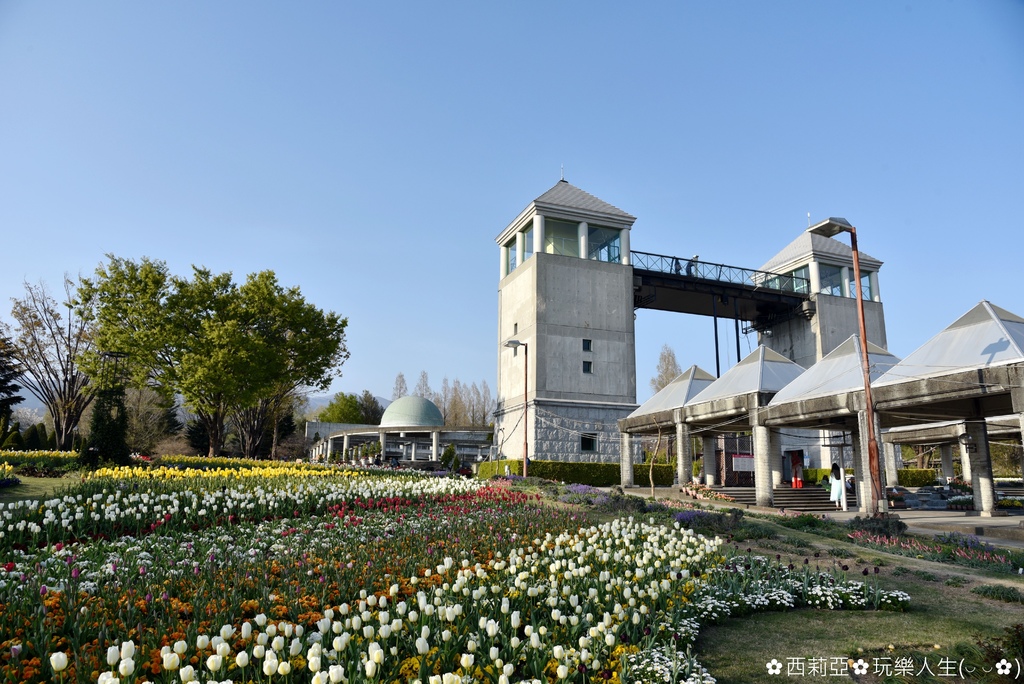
xmin=630 ymin=251 xmax=809 ymax=294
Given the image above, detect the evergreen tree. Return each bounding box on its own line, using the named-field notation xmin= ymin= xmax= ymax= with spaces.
xmin=0 ymin=334 xmax=25 ymax=422
xmin=22 ymin=424 xmax=40 ymax=450
xmin=79 ymin=390 xmax=131 ymax=469
xmin=36 ymin=423 xmax=50 ymax=449
xmin=2 ymin=429 xmax=24 ymax=451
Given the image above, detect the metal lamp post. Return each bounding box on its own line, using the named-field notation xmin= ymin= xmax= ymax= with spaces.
xmin=807 ymin=218 xmax=885 ymax=515
xmin=504 ymin=339 xmax=529 ymax=476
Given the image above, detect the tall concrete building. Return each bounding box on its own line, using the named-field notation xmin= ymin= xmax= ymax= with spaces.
xmin=756 ymin=219 xmax=886 ymax=367
xmin=494 ymin=181 xmax=638 ymax=463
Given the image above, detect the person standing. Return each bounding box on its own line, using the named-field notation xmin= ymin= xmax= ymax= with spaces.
xmin=829 ymin=463 xmax=843 ymax=510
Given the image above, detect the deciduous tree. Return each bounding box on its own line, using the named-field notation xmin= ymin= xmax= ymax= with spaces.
xmin=650 ymin=344 xmax=682 ymax=394
xmin=6 ymin=277 xmax=94 ymax=449
xmin=392 ymin=372 xmax=408 ymax=401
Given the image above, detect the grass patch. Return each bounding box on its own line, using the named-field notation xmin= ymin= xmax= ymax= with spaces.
xmin=0 ymin=474 xmax=72 ymax=504
xmin=971 ymin=583 xmax=1024 ymax=604
xmin=696 ymin=543 xmax=1024 ymax=683
xmin=944 ymin=576 xmax=970 ymax=587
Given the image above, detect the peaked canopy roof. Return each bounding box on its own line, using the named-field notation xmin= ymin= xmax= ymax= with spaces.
xmin=759 ymin=230 xmax=882 ymax=274
xmin=769 ymin=335 xmax=900 ymax=406
xmin=628 ymin=365 xmax=716 ymax=420
xmin=497 ymin=180 xmax=635 ymax=243
xmin=875 ymin=301 xmax=1024 ymax=386
xmin=687 ymin=346 xmax=805 ymax=407
xmin=533 ymin=180 xmax=636 ymax=221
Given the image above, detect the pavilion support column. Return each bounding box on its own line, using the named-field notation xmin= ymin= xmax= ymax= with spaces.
xmin=939 ymin=444 xmax=954 ymax=482
xmin=957 ymin=420 xmax=973 ymax=482
xmin=674 ymin=410 xmax=691 ymax=486
xmin=877 ymin=413 xmax=897 ymax=488
xmin=620 ymin=432 xmax=634 ymax=487
xmin=1011 ymin=383 xmax=1024 ymax=482
xmin=431 ymin=431 xmax=440 ymax=462
xmin=769 ymin=440 xmax=783 ymax=489
xmin=379 ymin=432 xmax=387 ymax=462
xmin=410 ymin=440 xmax=417 ymax=462
xmin=851 ymin=416 xmax=870 ymax=514
xmin=964 ymin=419 xmax=996 ymax=516
xmin=702 ymin=435 xmax=717 ymax=485
xmin=342 ymin=435 xmax=350 ymax=463
xmin=752 ymin=423 xmax=773 ymax=508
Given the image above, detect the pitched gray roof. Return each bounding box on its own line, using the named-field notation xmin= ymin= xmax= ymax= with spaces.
xmin=627 ymin=365 xmax=716 ymax=419
xmin=759 ymin=231 xmax=882 ymax=274
xmin=686 ymin=346 xmax=805 ymax=406
xmin=533 ymin=180 xmax=636 ymax=221
xmin=874 ymin=301 xmax=1024 ymax=386
xmin=768 ymin=335 xmax=900 ymax=406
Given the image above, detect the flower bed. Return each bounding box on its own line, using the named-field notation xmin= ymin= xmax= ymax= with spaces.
xmin=1 ymin=472 xmax=909 ymax=683
xmin=680 ymin=483 xmax=735 ymax=502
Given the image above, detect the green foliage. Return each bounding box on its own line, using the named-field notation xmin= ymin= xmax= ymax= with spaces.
xmin=319 ymin=392 xmax=363 ymax=424
xmin=847 ymin=514 xmax=908 ymax=538
xmin=897 ymin=468 xmax=939 ymax=486
xmin=21 ymin=424 xmax=40 ymax=450
xmin=478 ymin=459 xmax=674 ymax=486
xmin=79 ymin=390 xmax=131 ymax=469
xmin=440 ymin=444 xmax=458 ymax=471
xmin=79 ymin=256 xmax=349 ymax=458
xmin=2 ymin=430 xmax=24 ymax=451
xmin=0 ymin=449 xmax=78 ymax=473
xmin=971 ymin=584 xmax=1024 ymax=604
xmin=0 ymin=333 xmax=24 ymax=422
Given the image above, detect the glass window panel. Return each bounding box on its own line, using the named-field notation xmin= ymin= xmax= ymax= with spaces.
xmin=818 ymin=264 xmax=844 ymax=296
xmin=859 ymin=272 xmax=872 ymax=300
xmin=587 ymin=225 xmax=621 ymax=262
xmin=582 ymin=339 xmax=592 ymax=352
xmin=791 ymin=265 xmax=809 ymax=294
xmin=523 ymin=227 xmax=534 ymax=261
xmin=581 ymin=433 xmax=597 ymax=452
xmin=544 ymin=219 xmax=579 ymax=257
xmin=583 ymin=360 xmax=593 ymax=374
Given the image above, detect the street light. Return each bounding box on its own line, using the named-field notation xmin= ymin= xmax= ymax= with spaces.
xmin=504 ymin=339 xmax=529 ymax=476
xmin=807 ymin=217 xmax=885 ymax=515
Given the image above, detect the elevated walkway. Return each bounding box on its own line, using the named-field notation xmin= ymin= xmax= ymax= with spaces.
xmin=630 ymin=251 xmax=812 ymax=331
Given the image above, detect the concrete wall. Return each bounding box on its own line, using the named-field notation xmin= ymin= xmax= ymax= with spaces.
xmin=532 ymin=400 xmax=635 ymax=462
xmin=764 ymin=294 xmax=887 ymax=369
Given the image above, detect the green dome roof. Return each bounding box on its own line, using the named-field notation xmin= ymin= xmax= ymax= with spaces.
xmin=379 ymin=395 xmax=444 ymax=428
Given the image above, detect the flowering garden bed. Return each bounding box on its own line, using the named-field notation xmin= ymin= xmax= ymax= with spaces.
xmin=1 ymin=465 xmax=910 ymax=683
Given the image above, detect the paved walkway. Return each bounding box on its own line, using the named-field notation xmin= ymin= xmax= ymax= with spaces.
xmin=621 ymin=486 xmax=1024 ymax=551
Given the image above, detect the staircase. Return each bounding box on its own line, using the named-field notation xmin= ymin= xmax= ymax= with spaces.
xmin=710 ymin=485 xmax=856 ymax=512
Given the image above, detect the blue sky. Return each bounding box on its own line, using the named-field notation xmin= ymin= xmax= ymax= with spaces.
xmin=1 ymin=1 xmax=1022 ymax=405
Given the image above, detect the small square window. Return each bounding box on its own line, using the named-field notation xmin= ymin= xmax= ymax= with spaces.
xmin=514 ymin=323 xmax=518 ymax=334
xmin=583 ymin=361 xmax=593 ymax=374
xmin=581 ymin=433 xmax=597 ymax=452
xmin=582 ymin=339 xmax=592 ymax=352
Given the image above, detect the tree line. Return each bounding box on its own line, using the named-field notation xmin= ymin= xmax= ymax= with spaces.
xmin=0 ymin=256 xmax=348 ymax=464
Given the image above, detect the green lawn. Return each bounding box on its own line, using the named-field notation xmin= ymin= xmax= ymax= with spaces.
xmin=695 ymin=522 xmax=1024 ymax=683
xmin=0 ymin=474 xmax=74 ymax=503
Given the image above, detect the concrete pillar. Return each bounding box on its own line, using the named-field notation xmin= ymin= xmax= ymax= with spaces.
xmin=939 ymin=444 xmax=954 ymax=481
xmin=431 ymin=431 xmax=440 ymax=461
xmin=515 ymin=232 xmax=525 ymax=270
xmin=869 ymin=272 xmax=880 ymax=302
xmin=620 ymin=229 xmax=630 ymax=266
xmin=380 ymin=432 xmax=387 ymax=461
xmin=958 ymin=420 xmax=973 ymax=482
xmin=1012 ymin=384 xmax=1024 ymax=482
xmin=964 ymin=420 xmax=996 ymax=516
xmin=770 ymin=439 xmax=783 ymax=489
xmin=840 ymin=266 xmax=851 ymax=298
xmin=410 ymin=440 xmax=417 ymax=462
xmin=578 ymin=221 xmax=589 ymax=259
xmin=533 ymin=215 xmax=545 ymax=255
xmin=752 ymin=424 xmax=773 ymax=507
xmin=620 ymin=432 xmax=634 ymax=487
xmin=851 ymin=419 xmax=870 ymax=514
xmin=702 ymin=435 xmax=717 ymax=485
xmin=808 ymin=261 xmax=821 ymax=294
xmin=500 ymin=245 xmax=509 ymax=279
xmin=342 ymin=434 xmax=350 ymax=462
xmin=674 ymin=411 xmax=691 ymax=486
xmin=882 ymin=441 xmax=899 ymax=488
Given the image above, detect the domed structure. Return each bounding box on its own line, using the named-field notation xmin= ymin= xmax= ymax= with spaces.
xmin=379 ymin=395 xmax=444 ymax=428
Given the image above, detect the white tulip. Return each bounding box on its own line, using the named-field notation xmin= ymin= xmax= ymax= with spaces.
xmin=107 ymin=645 xmax=121 ymax=666
xmin=329 ymin=664 xmax=346 ymax=683
xmin=206 ymin=654 xmax=223 ymax=672
xmin=163 ymin=652 xmax=181 ymax=670
xmin=180 ymin=665 xmax=197 ymax=682
xmin=49 ymin=652 xmax=69 ymax=673
xmin=235 ymin=652 xmax=249 ymax=668
xmin=278 ymin=661 xmax=292 ymax=675
xmin=365 ymin=660 xmax=377 ymax=677
xmin=119 ymin=658 xmax=135 ymax=676
xmin=120 ymin=641 xmax=136 ymax=660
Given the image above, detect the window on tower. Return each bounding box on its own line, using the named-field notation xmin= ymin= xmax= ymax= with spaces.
xmin=587 ymin=225 xmax=621 ymax=263
xmin=544 ymin=219 xmax=579 ymax=257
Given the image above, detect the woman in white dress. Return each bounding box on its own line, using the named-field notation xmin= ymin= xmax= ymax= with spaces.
xmin=829 ymin=463 xmax=843 ymax=510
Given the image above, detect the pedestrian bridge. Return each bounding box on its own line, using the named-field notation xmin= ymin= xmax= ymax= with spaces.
xmin=630 ymin=250 xmax=813 ymax=331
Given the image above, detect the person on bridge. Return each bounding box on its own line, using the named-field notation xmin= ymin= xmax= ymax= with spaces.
xmin=686 ymin=255 xmax=698 ymax=277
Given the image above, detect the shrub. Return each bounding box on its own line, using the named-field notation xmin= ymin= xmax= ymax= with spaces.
xmin=897 ymin=468 xmax=939 ymax=486
xmin=971 ymin=584 xmax=1024 ymax=604
xmin=847 ymin=515 xmax=908 ymax=538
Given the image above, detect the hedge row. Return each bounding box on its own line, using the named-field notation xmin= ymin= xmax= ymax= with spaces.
xmin=477 ymin=459 xmax=675 ymax=486
xmin=0 ymin=450 xmax=78 ymax=470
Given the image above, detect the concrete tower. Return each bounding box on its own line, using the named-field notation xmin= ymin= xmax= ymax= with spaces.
xmin=494 ymin=181 xmax=638 ymax=463
xmin=756 ymin=222 xmax=886 ymax=367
